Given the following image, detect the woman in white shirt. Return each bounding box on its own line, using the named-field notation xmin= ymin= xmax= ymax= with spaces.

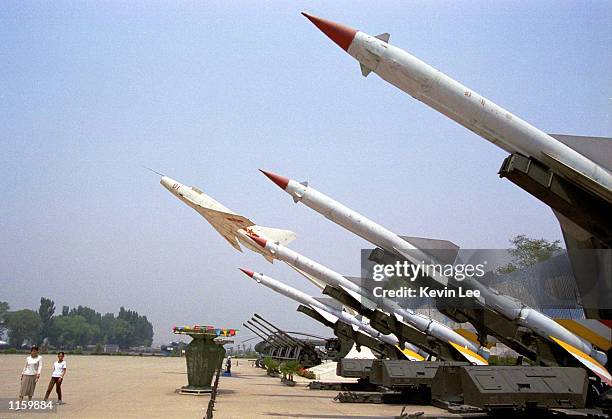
xmin=44 ymin=352 xmax=67 ymax=404
xmin=19 ymin=346 xmax=42 ymax=400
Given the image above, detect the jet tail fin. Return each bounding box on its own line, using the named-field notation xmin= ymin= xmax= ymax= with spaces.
xmin=249 ymin=225 xmax=297 ymax=246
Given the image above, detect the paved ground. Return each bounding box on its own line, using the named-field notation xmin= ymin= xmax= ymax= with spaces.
xmin=0 ymin=354 xmax=447 ymax=418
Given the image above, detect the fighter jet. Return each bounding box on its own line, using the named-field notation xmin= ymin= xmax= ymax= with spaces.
xmin=158 ymin=175 xmax=295 ymax=263
xmin=301 ymin=13 xmax=612 ymax=321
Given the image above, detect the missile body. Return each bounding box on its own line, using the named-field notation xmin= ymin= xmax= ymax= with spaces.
xmin=261 ymin=170 xmax=611 ymax=384
xmin=240 ymin=268 xmax=426 ymax=360
xmin=247 ymin=234 xmax=489 ymax=364
xmin=302 ymin=13 xmax=612 ymax=194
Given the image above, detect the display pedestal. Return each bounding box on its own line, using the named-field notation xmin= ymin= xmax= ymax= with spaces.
xmin=173 ymin=325 xmax=236 ymax=396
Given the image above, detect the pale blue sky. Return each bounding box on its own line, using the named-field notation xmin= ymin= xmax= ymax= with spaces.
xmin=1 ymin=1 xmax=610 ymax=345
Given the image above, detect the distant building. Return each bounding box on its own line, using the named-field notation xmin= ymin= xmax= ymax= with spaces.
xmin=104 ymin=344 xmax=120 ymax=353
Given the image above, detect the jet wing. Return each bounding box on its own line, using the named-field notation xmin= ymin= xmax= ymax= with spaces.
xmin=193 ymin=205 xmax=255 ymax=252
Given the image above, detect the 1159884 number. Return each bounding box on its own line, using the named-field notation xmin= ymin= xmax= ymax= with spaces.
xmin=9 ymin=400 xmax=54 ymax=410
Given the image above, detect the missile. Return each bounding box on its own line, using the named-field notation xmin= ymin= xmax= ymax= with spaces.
xmin=246 ymin=234 xmax=489 ymax=365
xmin=239 ymin=268 xmax=426 ymax=361
xmin=260 ymin=170 xmax=612 ymax=385
xmin=301 ymin=13 xmax=612 ymax=202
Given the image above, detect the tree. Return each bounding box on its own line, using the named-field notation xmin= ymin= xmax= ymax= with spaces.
xmin=111 ymin=318 xmax=135 ymax=349
xmin=61 ymin=306 xmax=69 ymax=316
xmin=5 ymin=310 xmax=42 ymax=347
xmin=497 ymin=234 xmax=562 ymax=274
xmin=38 ymin=298 xmax=55 ymax=340
xmin=0 ymin=301 xmax=9 ymax=339
xmin=116 ymin=307 xmax=154 ymax=347
xmin=100 ymin=313 xmax=116 ymax=344
xmin=49 ymin=315 xmax=99 ymax=348
xmin=69 ymin=305 xmax=102 ymax=325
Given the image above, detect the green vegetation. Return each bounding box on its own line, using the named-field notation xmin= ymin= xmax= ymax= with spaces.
xmin=0 ymin=298 xmax=153 ymax=350
xmin=0 ymin=301 xmax=9 ymax=338
xmin=487 ymin=355 xmax=534 ymax=366
xmin=263 ymin=357 xmax=279 ymax=376
xmin=279 ymin=360 xmax=300 ymax=383
xmin=496 ymin=234 xmax=562 ymax=274
xmin=4 ymin=309 xmax=42 ymax=347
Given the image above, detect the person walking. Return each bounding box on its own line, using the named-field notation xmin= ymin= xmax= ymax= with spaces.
xmin=44 ymin=352 xmax=67 ymax=404
xmin=225 ymin=356 xmax=232 ymax=374
xmin=19 ymin=346 xmax=42 ymax=401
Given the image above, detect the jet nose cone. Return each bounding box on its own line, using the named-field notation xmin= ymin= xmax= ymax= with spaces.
xmin=160 ymin=176 xmax=178 ymax=192
xmin=302 ymin=12 xmax=357 ymax=51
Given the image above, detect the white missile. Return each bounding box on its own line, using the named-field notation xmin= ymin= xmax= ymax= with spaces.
xmin=260 ymin=169 xmax=612 ymax=386
xmin=247 ymin=233 xmax=489 ymax=365
xmin=302 ymin=13 xmax=612 ymax=203
xmin=238 ymin=268 xmax=426 ymax=361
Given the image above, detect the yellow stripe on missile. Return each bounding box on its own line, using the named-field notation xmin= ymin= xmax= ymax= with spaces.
xmin=555 ymin=319 xmax=612 ymax=351
xmin=448 ymin=341 xmax=488 ymax=365
xmin=550 ymin=336 xmax=612 ymax=386
xmin=396 ymin=345 xmax=425 ymax=361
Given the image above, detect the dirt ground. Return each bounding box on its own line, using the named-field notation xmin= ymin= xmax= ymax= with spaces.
xmin=0 ymin=354 xmax=449 ymax=418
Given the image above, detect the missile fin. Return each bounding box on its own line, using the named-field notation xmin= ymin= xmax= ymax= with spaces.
xmin=555 ymin=319 xmax=612 ymax=351
xmin=541 ymin=152 xmax=612 ymax=203
xmin=313 ymin=297 xmax=343 ymax=310
xmin=398 ymin=236 xmax=460 ymax=265
xmin=396 ymin=345 xmax=425 ymax=361
xmin=448 ymin=341 xmax=489 ymax=365
xmin=549 ymin=134 xmax=612 ymax=171
xmin=360 ymin=63 xmax=372 ymax=77
xmin=309 ymin=305 xmax=339 ymax=324
xmin=549 ymin=336 xmax=612 ymax=386
xmin=374 ymin=33 xmax=390 ymax=43
xmin=288 ymin=265 xmax=329 ymax=290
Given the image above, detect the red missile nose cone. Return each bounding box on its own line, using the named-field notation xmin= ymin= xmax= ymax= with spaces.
xmin=302 ymin=12 xmax=357 ymax=51
xmin=248 ymin=234 xmax=268 ymax=248
xmin=239 ymin=268 xmax=255 ymax=278
xmin=259 ymin=169 xmax=289 ymax=190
